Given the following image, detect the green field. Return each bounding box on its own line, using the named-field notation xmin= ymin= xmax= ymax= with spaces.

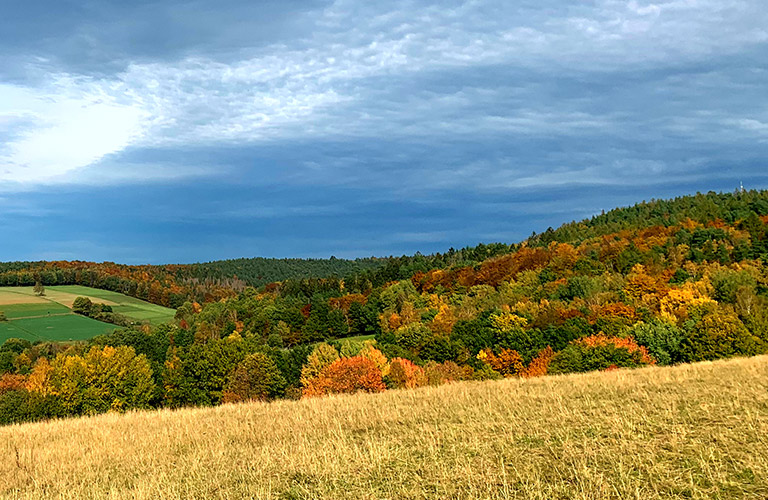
xmin=0 ymin=285 xmax=176 ymax=344
xmin=46 ymin=285 xmax=176 ymax=324
xmin=0 ymin=301 xmax=71 ymax=319
xmin=0 ymin=314 xmax=116 ymax=343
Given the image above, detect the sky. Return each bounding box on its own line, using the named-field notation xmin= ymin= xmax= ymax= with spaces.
xmin=1 ymin=0 xmax=767 ymax=264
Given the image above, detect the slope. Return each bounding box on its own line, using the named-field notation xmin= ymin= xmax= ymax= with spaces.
xmin=2 ymin=355 xmax=767 ymax=500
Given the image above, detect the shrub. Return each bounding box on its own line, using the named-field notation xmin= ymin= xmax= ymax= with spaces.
xmin=423 ymin=361 xmax=473 ymax=385
xmin=628 ymin=320 xmax=685 ymax=365
xmin=302 ymin=356 xmax=385 ymax=397
xmin=549 ymin=335 xmax=655 ymax=374
xmin=387 ymin=358 xmax=426 ymax=389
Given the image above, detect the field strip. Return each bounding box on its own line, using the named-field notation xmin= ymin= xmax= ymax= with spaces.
xmin=8 ymin=313 xmax=74 ymax=320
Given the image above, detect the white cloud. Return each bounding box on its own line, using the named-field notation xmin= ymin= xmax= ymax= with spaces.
xmin=0 ymin=0 xmax=766 ymax=185
xmin=0 ymin=78 xmax=149 ymax=182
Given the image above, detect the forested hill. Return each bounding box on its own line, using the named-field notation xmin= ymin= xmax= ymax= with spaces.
xmin=4 ymin=188 xmax=768 ymax=425
xmin=1 ymin=189 xmax=767 ymax=310
xmin=171 ymin=256 xmax=388 ymax=286
xmin=530 ymin=189 xmax=768 ymax=246
xmin=0 ymin=243 xmax=516 ymax=307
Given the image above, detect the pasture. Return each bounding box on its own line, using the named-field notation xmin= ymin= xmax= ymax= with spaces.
xmin=0 ymin=286 xmax=175 ymax=344
xmin=1 ymin=356 xmax=766 ymax=499
xmin=45 ymin=286 xmax=176 ymax=324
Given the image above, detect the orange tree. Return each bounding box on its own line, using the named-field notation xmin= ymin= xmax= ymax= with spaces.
xmin=303 ymin=356 xmax=385 ymax=397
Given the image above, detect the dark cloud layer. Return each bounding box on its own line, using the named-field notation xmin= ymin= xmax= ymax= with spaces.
xmin=1 ymin=0 xmax=767 ymax=262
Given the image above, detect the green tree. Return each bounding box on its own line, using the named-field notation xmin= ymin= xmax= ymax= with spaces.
xmin=680 ymin=310 xmax=765 ymax=362
xmin=223 ymin=353 xmax=286 ymax=403
xmin=72 ymin=297 xmax=93 ymax=315
xmin=629 ymin=320 xmax=684 ymax=365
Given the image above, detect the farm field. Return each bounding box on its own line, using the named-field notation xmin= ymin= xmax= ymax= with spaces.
xmin=0 ymin=286 xmax=175 ymax=344
xmin=1 ymin=355 xmax=766 ymax=499
xmin=45 ymin=286 xmax=176 ymax=324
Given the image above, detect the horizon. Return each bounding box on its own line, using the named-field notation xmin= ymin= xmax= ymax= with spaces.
xmin=2 ymin=1 xmax=768 ymax=264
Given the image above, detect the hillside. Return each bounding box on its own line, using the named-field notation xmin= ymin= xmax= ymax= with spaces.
xmin=2 ymin=189 xmax=768 ymax=426
xmin=2 ymin=356 xmax=767 ymax=499
xmin=0 ymin=286 xmax=175 ymax=344
xmin=0 ymin=244 xmax=514 ymax=308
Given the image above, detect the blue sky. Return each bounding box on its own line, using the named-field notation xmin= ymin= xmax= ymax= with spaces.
xmin=1 ymin=0 xmax=767 ymax=264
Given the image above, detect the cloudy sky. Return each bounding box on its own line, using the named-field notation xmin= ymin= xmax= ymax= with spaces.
xmin=1 ymin=0 xmax=767 ymax=263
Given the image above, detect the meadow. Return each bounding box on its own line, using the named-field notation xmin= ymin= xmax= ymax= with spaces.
xmin=0 ymin=286 xmax=175 ymax=343
xmin=1 ymin=355 xmax=766 ymax=500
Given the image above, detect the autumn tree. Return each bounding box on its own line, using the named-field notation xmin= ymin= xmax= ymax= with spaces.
xmin=46 ymin=346 xmax=155 ymax=414
xmin=300 ymin=343 xmax=340 ymax=386
xmin=302 ymin=356 xmax=385 ymax=397
xmin=387 ymin=358 xmax=426 ymax=389
xmin=521 ymin=346 xmax=555 ymax=378
xmin=548 ymin=335 xmax=655 ymax=374
xmin=680 ymin=309 xmax=765 ymax=362
xmin=222 ymin=352 xmax=286 ymax=403
xmin=477 ymin=348 xmax=525 ymax=377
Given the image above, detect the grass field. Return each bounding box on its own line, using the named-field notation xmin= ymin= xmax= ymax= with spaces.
xmin=45 ymin=286 xmax=176 ymax=324
xmin=0 ymin=315 xmax=116 ymax=343
xmin=0 ymin=286 xmax=175 ymax=344
xmin=1 ymin=356 xmax=766 ymax=499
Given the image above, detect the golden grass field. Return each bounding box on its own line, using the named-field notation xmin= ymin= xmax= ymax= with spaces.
xmin=2 ymin=356 xmax=767 ymax=500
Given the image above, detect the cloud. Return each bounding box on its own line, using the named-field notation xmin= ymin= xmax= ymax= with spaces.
xmin=0 ymin=0 xmax=767 ymax=192
xmin=0 ymin=78 xmax=149 ymax=182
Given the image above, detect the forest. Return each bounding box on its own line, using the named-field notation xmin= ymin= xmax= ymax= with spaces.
xmin=2 ymin=189 xmax=768 ymax=425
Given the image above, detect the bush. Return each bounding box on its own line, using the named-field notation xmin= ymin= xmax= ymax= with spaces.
xmin=303 ymin=356 xmax=385 ymax=397
xmin=0 ymin=389 xmax=64 ymax=425
xmin=549 ymin=335 xmax=655 ymax=374
xmin=629 ymin=320 xmax=685 ymax=365
xmin=423 ymin=361 xmax=473 ymax=385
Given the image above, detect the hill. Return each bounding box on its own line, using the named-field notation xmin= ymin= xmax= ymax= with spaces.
xmin=0 ymin=248 xmax=509 ymax=308
xmin=2 ymin=356 xmax=767 ymax=499
xmin=2 ymin=189 xmax=768 ymax=426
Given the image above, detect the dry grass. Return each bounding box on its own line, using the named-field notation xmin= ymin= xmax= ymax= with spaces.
xmin=0 ymin=287 xmax=119 ymax=309
xmin=0 ymin=290 xmax=48 ymax=306
xmin=1 ymin=356 xmax=767 ymax=500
